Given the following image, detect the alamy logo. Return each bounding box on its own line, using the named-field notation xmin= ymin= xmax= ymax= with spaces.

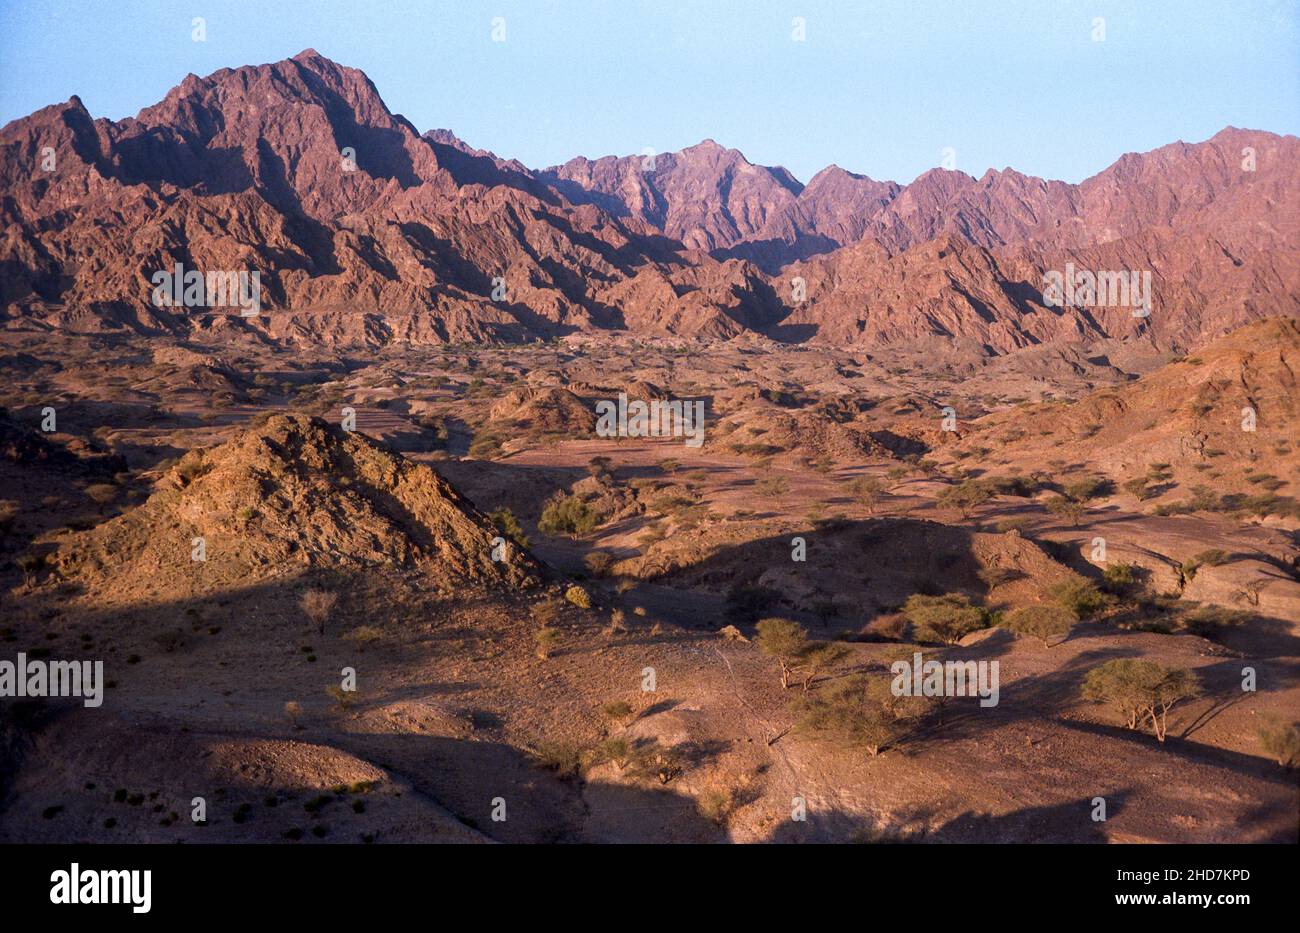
xmin=595 ymin=392 xmax=705 ymax=448
xmin=1042 ymin=263 xmax=1151 ymax=318
xmin=50 ymin=863 xmax=151 ymax=913
xmin=0 ymin=653 xmax=103 ymax=707
xmin=890 ymin=651 xmax=999 ymax=707
xmin=150 ymin=263 xmax=261 ymax=317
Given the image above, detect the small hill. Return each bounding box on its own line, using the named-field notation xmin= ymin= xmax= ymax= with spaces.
xmin=488 ymin=386 xmax=595 ymax=435
xmin=972 ymin=318 xmax=1300 ymax=482
xmin=53 ymin=413 xmax=543 ymax=598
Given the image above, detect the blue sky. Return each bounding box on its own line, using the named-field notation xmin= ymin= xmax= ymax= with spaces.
xmin=2 ymin=0 xmax=1297 ymax=184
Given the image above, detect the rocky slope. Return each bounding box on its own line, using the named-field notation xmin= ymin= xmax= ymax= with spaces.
xmin=51 ymin=413 xmax=543 ymax=600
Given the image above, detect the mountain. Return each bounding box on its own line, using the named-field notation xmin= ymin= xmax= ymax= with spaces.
xmin=1 ymin=50 xmax=1296 ymax=352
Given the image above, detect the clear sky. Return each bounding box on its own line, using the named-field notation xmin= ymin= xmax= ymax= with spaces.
xmin=2 ymin=0 xmax=1297 ymax=184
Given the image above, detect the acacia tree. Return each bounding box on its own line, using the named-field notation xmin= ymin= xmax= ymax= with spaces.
xmin=1004 ymin=605 xmax=1074 ymax=646
xmin=1045 ymin=495 xmax=1086 ymax=527
xmin=538 ymin=494 xmax=599 ymax=539
xmin=799 ymin=642 xmax=849 ymax=692
xmin=300 ymin=588 xmax=338 ymax=637
xmin=794 ymin=675 xmax=929 ymax=757
xmin=902 ymin=593 xmax=987 ymax=645
xmin=1082 ymin=659 xmax=1201 ymax=741
xmin=936 ymin=480 xmax=991 ymax=519
xmin=755 ymin=617 xmax=808 ymax=689
xmin=849 ymin=475 xmax=886 ymax=513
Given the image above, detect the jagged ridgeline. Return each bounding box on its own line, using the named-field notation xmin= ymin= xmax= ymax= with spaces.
xmin=1 ymin=50 xmax=1296 ymax=350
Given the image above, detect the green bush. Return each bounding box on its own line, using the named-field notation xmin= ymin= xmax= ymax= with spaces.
xmin=1082 ymin=659 xmax=1200 ymax=741
xmin=1045 ymin=495 xmax=1085 ymax=526
xmin=902 ymin=593 xmax=987 ymax=644
xmin=1050 ymin=578 xmax=1108 ymax=619
xmin=538 ymin=494 xmax=600 ymax=538
xmin=848 ymin=475 xmax=885 ymax=512
xmin=563 ymin=584 xmax=592 ymax=609
xmin=1102 ymin=562 xmax=1136 ymax=594
xmin=488 ymin=507 xmax=530 ymax=548
xmin=1181 ymin=549 xmax=1228 ymax=580
xmin=936 ymin=480 xmax=991 ymax=518
xmin=1256 ymin=718 xmax=1300 ymax=768
xmin=793 ymin=675 xmax=929 ymax=757
xmin=1003 ymin=604 xmax=1074 ymax=646
xmin=755 ymin=618 xmax=808 ymax=688
xmin=583 ymin=550 xmax=614 ymax=577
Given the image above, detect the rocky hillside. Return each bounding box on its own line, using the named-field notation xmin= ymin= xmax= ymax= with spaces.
xmin=51 ymin=413 xmax=544 ymax=600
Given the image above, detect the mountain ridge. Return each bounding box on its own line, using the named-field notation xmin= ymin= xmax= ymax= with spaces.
xmin=2 ymin=50 xmax=1296 ymax=354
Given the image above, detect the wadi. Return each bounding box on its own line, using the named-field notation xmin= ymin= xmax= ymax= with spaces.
xmin=0 ymin=46 xmax=1296 ymax=846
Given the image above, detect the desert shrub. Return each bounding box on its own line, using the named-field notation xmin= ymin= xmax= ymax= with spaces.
xmin=858 ymin=613 xmax=908 ymax=642
xmin=647 ymin=493 xmax=696 ymax=515
xmin=1045 ymin=495 xmax=1085 ymax=526
xmin=343 ymin=625 xmax=383 ymax=645
xmin=1231 ymin=493 xmax=1300 ymax=519
xmin=533 ymin=742 xmax=582 ymax=779
xmin=755 ymin=476 xmax=789 ymax=499
xmin=591 ymin=737 xmax=632 ymax=769
xmin=1064 ymin=477 xmax=1111 ymax=501
xmin=1189 ymin=485 xmax=1221 ymax=511
xmin=983 ymin=475 xmax=1039 ymax=497
xmin=325 ymin=685 xmax=356 ymax=710
xmin=935 ymin=480 xmax=991 ymax=518
xmin=1082 ymin=659 xmax=1201 ymax=741
xmin=601 ymin=700 xmax=634 ymax=722
xmin=793 ymin=675 xmax=929 ymax=757
xmin=798 ymin=642 xmax=848 ymax=691
xmin=602 ymin=608 xmax=627 ymax=637
xmin=538 ymin=494 xmax=600 ymax=538
xmin=467 ymin=429 xmax=505 ymax=459
xmin=1181 ymin=549 xmax=1228 ymax=580
xmin=1123 ymin=477 xmax=1153 ymax=500
xmin=1255 ymin=718 xmax=1300 ymax=768
xmin=534 ymin=627 xmax=561 ymax=659
xmin=563 ymin=584 xmax=592 ymax=609
xmin=902 ymin=593 xmax=986 ymax=644
xmin=1102 ymin=562 xmax=1137 ymax=594
xmin=300 ymin=588 xmax=338 ymax=636
xmin=848 ymin=475 xmax=885 ymax=512
xmin=1050 ymin=578 xmax=1107 ymax=619
xmin=1178 ymin=605 xmax=1248 ymax=639
xmin=531 ymin=597 xmax=565 ymax=627
xmin=584 ymin=550 xmax=614 ymax=577
xmin=978 ymin=566 xmax=1022 ymax=587
xmin=174 ymin=451 xmax=212 ymax=486
xmin=488 ymin=507 xmax=530 ymax=548
xmin=755 ymin=618 xmax=808 ymax=688
xmin=1003 ymin=605 xmax=1074 ymax=646
xmin=696 ymin=786 xmax=735 ymax=825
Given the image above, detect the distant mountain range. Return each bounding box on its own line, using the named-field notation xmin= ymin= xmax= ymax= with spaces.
xmin=2 ymin=49 xmax=1296 ymax=352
